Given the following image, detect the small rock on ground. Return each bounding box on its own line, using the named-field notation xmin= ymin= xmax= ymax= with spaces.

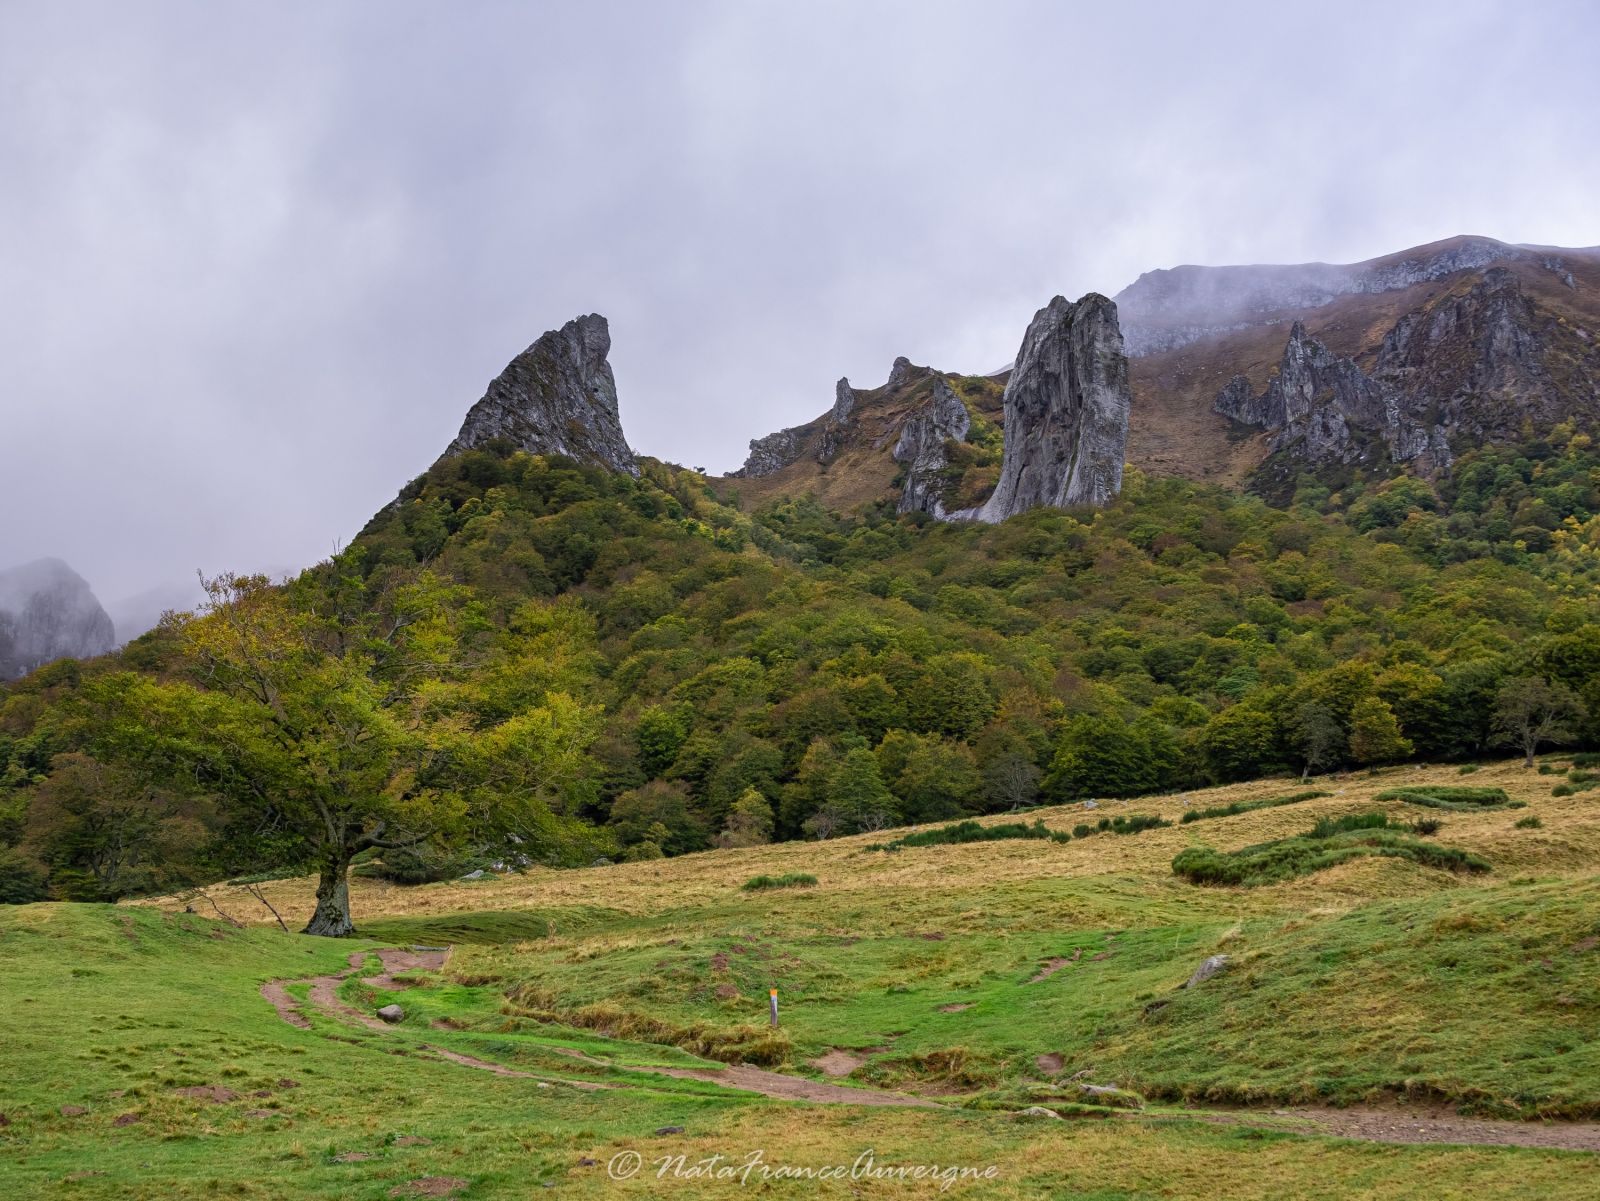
xmin=377 ymin=1004 xmax=405 ymax=1023
xmin=1184 ymin=954 xmax=1230 ymax=989
xmin=655 ymin=1125 xmax=685 ymax=1135
xmin=1019 ymin=1106 xmax=1062 ymax=1119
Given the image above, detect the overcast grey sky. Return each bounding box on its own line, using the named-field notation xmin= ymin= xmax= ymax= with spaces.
xmin=3 ymin=0 xmax=1598 ymax=603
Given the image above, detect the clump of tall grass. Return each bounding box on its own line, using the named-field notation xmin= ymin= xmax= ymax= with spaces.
xmin=1172 ymin=812 xmax=1490 ymax=887
xmin=1180 ymin=790 xmax=1329 ymax=824
xmin=1375 ymin=785 xmax=1519 ymax=811
xmin=870 ymin=819 xmax=1070 ymax=852
xmin=740 ymin=872 xmax=818 ymax=891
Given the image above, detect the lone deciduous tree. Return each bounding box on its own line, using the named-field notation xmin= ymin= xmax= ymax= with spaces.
xmin=91 ymin=570 xmax=601 ymax=936
xmin=1492 ymin=677 xmax=1586 ymax=768
xmin=1293 ymin=702 xmax=1343 ymax=781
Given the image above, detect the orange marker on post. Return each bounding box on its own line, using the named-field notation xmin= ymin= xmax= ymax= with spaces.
xmin=769 ymin=988 xmax=779 ymax=1028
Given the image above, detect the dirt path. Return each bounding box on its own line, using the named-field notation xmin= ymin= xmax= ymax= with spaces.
xmin=263 ymin=947 xmax=934 ymax=1106
xmin=549 ymin=1046 xmax=937 ymax=1107
xmin=1187 ymin=1104 xmax=1600 ymax=1152
xmin=259 ymin=948 xmax=1600 ymax=1144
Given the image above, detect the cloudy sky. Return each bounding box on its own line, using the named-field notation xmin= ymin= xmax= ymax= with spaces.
xmin=3 ymin=0 xmax=1598 ymax=605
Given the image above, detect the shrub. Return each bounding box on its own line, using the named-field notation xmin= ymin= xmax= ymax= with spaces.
xmin=1375 ymin=785 xmax=1520 ymax=811
xmin=1411 ymin=817 xmax=1444 ymax=836
xmin=1515 ymin=815 xmax=1543 ymax=829
xmin=352 ymin=845 xmax=479 ymax=885
xmin=1181 ymin=790 xmax=1330 ymax=824
xmin=1104 ymin=813 xmax=1171 ymax=835
xmin=1072 ymin=823 xmax=1094 ymax=839
xmin=1457 ymin=764 xmax=1480 ymax=774
xmin=1172 ymin=813 xmax=1490 ymax=887
xmin=741 ymin=872 xmax=817 ymax=891
xmin=873 ymin=818 xmax=1070 ymax=852
xmin=0 ymin=847 xmax=47 ymax=904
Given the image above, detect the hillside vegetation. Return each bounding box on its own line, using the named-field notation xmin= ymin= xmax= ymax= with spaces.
xmin=1 ymin=426 xmax=1598 ymax=913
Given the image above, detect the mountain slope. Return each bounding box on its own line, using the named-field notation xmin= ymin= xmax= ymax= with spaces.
xmin=1118 ymin=235 xmax=1600 ymax=490
xmin=0 ymin=558 xmax=116 ymax=679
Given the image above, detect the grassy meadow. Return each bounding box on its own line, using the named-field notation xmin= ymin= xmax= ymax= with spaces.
xmin=4 ymin=757 xmax=1600 ymax=1198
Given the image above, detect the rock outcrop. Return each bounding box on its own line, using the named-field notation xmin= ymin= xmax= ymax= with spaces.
xmin=444 ymin=314 xmax=637 ymax=475
xmin=1116 ymin=235 xmax=1598 ymax=356
xmin=893 ymin=379 xmax=971 ymax=516
xmin=954 ymin=294 xmax=1130 ymax=523
xmin=1214 ymin=321 xmax=1448 ymax=471
xmin=732 ymin=428 xmax=805 ymax=478
xmin=830 ymin=377 xmax=856 ymax=424
xmin=1215 ymin=265 xmax=1599 ymax=480
xmin=0 ymin=558 xmax=117 ymax=680
xmin=816 ymin=378 xmax=858 ymax=465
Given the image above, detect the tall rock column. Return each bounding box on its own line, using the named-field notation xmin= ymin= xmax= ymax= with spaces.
xmin=443 ymin=314 xmax=638 ymax=476
xmin=966 ymin=294 xmax=1129 ymax=522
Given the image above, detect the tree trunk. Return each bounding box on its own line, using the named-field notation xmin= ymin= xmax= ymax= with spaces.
xmin=303 ymin=853 xmax=355 ymax=937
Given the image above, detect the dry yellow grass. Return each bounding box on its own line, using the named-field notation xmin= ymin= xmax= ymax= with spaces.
xmin=147 ymin=757 xmax=1598 ymax=931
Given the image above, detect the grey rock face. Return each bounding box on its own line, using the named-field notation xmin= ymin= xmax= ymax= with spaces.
xmin=830 ymin=377 xmax=856 ymax=424
xmin=885 ymin=356 xmax=918 ymax=389
xmin=1116 ymin=236 xmax=1598 ymax=356
xmin=731 ymin=428 xmax=804 ymax=478
xmin=1214 ymin=323 xmax=1450 ymax=471
xmin=376 ymin=1004 xmax=405 ymax=1023
xmin=1183 ymin=954 xmax=1230 ymax=989
xmin=0 ymin=558 xmax=117 ymax=680
xmin=954 ymin=294 xmax=1129 ymax=523
xmin=1215 ymin=262 xmax=1599 ymax=478
xmin=893 ymin=379 xmax=971 ymax=516
xmin=444 ymin=314 xmax=637 ymax=476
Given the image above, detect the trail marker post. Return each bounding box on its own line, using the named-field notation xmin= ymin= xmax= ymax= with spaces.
xmin=769 ymin=988 xmax=779 ymax=1028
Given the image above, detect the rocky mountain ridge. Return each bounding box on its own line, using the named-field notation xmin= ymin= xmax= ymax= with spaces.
xmin=1115 ymin=234 xmax=1596 ymax=356
xmin=0 ymin=558 xmax=116 ymax=680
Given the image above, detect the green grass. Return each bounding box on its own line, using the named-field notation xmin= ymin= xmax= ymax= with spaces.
xmin=1376 ymin=785 xmax=1521 ymax=811
xmin=17 ymin=906 xmax=1598 ymax=1199
xmin=1180 ymin=790 xmax=1330 ymax=824
xmin=8 ymin=761 xmax=1600 ymax=1197
xmin=359 ymin=907 xmax=611 ymax=945
xmin=739 ymin=872 xmax=818 ymax=891
xmin=1171 ymin=813 xmax=1491 ymax=887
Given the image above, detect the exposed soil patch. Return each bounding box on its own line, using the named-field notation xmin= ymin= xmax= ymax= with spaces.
xmin=173 ymin=1085 xmax=238 ymax=1104
xmin=332 ymin=1151 xmax=377 ymax=1163
xmin=553 ymin=1045 xmax=936 ymax=1107
xmin=1035 ymin=1053 xmax=1064 ymax=1074
xmin=390 ymin=1179 xmax=468 ymax=1199
xmin=1028 ymin=948 xmax=1082 ymax=984
xmin=811 ymin=1049 xmax=866 ymax=1077
xmin=394 ymin=1136 xmax=432 ymax=1146
xmin=260 ymin=979 xmax=310 ymax=1028
xmin=419 ymin=1044 xmax=612 ymax=1090
xmin=363 ymin=947 xmax=447 ymax=991
xmin=1572 ymin=935 xmax=1598 ymax=954
xmin=112 ymin=1113 xmax=142 ymax=1127
xmin=936 ymin=1003 xmax=973 ymax=1013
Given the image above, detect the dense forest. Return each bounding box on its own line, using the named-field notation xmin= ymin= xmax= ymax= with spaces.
xmin=3 ymin=420 xmax=1598 ymax=909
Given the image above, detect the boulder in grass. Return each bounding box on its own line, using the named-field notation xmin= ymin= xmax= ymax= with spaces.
xmin=377 ymin=1004 xmax=405 ymax=1023
xmin=1018 ymin=1106 xmax=1063 ymax=1120
xmin=1183 ymin=954 xmax=1230 ymax=989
